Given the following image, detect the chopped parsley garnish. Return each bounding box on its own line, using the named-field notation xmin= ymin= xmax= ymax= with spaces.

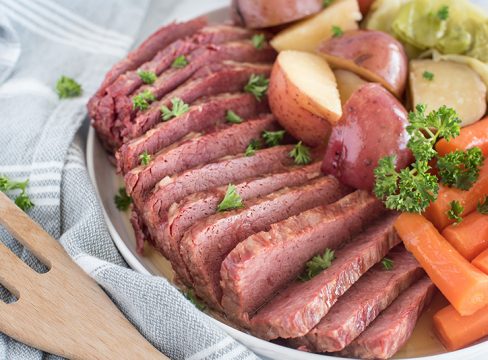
xmin=171 ymin=55 xmax=189 ymax=69
xmin=114 ymin=187 xmax=132 ymax=211
xmin=437 ymin=5 xmax=449 ymax=21
xmin=381 ymin=257 xmax=394 ymax=270
xmin=437 ymin=147 xmax=484 ymax=191
xmin=217 ymin=184 xmax=244 ymax=212
xmin=185 ymin=289 xmax=206 ymax=311
xmin=245 ymin=139 xmax=261 ymax=157
xmin=226 ymin=110 xmax=243 ymax=124
xmin=323 ymin=0 xmax=333 ymax=7
xmin=161 ymin=97 xmax=189 ymax=121
xmin=447 ymin=200 xmax=464 ymax=224
xmin=0 ymin=176 xmax=34 ymax=212
xmin=139 ymin=151 xmax=151 ymax=166
xmin=373 ymin=104 xmax=484 ymax=214
xmin=289 ymin=142 xmax=312 ymax=165
xmin=244 ymin=74 xmax=269 ymax=101
xmin=252 ymin=33 xmax=266 ymax=49
xmin=299 ymin=249 xmax=335 ymax=281
xmin=332 ymin=25 xmax=344 ymax=38
xmin=423 ymin=71 xmax=434 ymax=81
xmin=478 ymin=196 xmax=488 ymax=215
xmin=132 ymin=90 xmax=156 ymax=111
xmin=56 ymin=76 xmax=82 ymax=99
xmin=137 ymin=70 xmax=157 ymax=84
xmin=262 ymin=130 xmax=285 ymax=147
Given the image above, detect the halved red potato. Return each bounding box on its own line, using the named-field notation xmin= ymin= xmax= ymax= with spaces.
xmin=334 ymin=69 xmax=368 ymax=104
xmin=322 ymin=83 xmax=412 ymax=191
xmin=270 ymin=0 xmax=361 ymax=53
xmin=231 ymin=0 xmax=323 ymax=29
xmin=318 ymin=30 xmax=408 ymax=97
xmin=268 ymin=51 xmax=341 ymax=146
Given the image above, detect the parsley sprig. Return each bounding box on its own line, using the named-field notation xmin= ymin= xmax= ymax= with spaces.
xmin=184 ymin=289 xmax=206 ymax=311
xmin=299 ymin=249 xmax=335 ymax=281
xmin=139 ymin=151 xmax=151 ymax=166
xmin=56 ymin=76 xmax=82 ymax=99
xmin=262 ymin=130 xmax=285 ymax=147
xmin=133 ymin=90 xmax=156 ymax=111
xmin=252 ymin=34 xmax=266 ymax=49
xmin=381 ymin=257 xmax=394 ymax=270
xmin=161 ymin=98 xmax=189 ymax=121
xmin=226 ymin=110 xmax=243 ymax=124
xmin=423 ymin=71 xmax=434 ymax=81
xmin=244 ymin=74 xmax=269 ymax=101
xmin=437 ymin=5 xmax=449 ymax=21
xmin=0 ymin=176 xmax=34 ymax=211
xmin=447 ymin=200 xmax=464 ymax=224
xmin=332 ymin=26 xmax=344 ymax=38
xmin=245 ymin=139 xmax=261 ymax=157
xmin=373 ymin=104 xmax=485 ymax=213
xmin=289 ymin=142 xmax=312 ymax=165
xmin=217 ymin=184 xmax=244 ymax=212
xmin=478 ymin=196 xmax=488 ymax=214
xmin=114 ymin=187 xmax=132 ymax=211
xmin=172 ymin=55 xmax=189 ymax=69
xmin=137 ymin=70 xmax=157 ymax=84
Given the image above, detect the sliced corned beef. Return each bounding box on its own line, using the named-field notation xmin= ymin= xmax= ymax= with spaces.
xmin=116 ymin=92 xmax=268 ymax=173
xmin=221 ymin=191 xmax=386 ymax=327
xmin=166 ymin=163 xmax=322 ymax=284
xmin=126 ymin=114 xmax=277 ymax=207
xmin=292 ymin=244 xmax=424 ymax=352
xmin=246 ymin=205 xmax=400 ymax=339
xmin=125 ymin=62 xmax=272 ymax=140
xmin=340 ymin=276 xmax=435 ymax=359
xmin=179 ymin=176 xmax=351 ymax=308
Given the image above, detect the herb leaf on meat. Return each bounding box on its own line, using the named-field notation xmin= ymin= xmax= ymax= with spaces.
xmin=437 ymin=147 xmax=484 ymax=190
xmin=185 ymin=289 xmax=206 ymax=310
xmin=133 ymin=90 xmax=156 ymax=111
xmin=161 ymin=97 xmax=190 ymax=121
xmin=244 ymin=74 xmax=269 ymax=101
xmin=262 ymin=130 xmax=285 ymax=147
xmin=172 ymin=55 xmax=189 ymax=69
xmin=289 ymin=141 xmax=312 ymax=165
xmin=299 ymin=249 xmax=335 ymax=281
xmin=447 ymin=200 xmax=464 ymax=224
xmin=0 ymin=175 xmax=34 ymax=212
xmin=217 ymin=184 xmax=244 ymax=212
xmin=114 ymin=187 xmax=132 ymax=211
xmin=139 ymin=151 xmax=151 ymax=166
xmin=245 ymin=139 xmax=261 ymax=157
xmin=252 ymin=34 xmax=266 ymax=49
xmin=381 ymin=257 xmax=394 ymax=270
xmin=226 ymin=110 xmax=243 ymax=124
xmin=137 ymin=70 xmax=157 ymax=84
xmin=56 ymin=76 xmax=82 ymax=99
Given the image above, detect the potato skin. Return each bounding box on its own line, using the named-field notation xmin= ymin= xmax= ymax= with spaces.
xmin=232 ymin=0 xmax=323 ymax=28
xmin=268 ymin=60 xmax=332 ymax=147
xmin=318 ymin=30 xmax=408 ymax=98
xmin=322 ymin=83 xmax=412 ymax=191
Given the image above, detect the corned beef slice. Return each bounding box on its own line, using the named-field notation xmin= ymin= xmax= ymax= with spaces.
xmin=125 ymin=62 xmax=272 ymax=141
xmin=166 ymin=163 xmax=322 ymax=285
xmin=340 ymin=277 xmax=435 ymax=360
xmin=221 ymin=191 xmax=386 ymax=325
xmin=116 ymin=92 xmax=268 ymax=174
xmin=180 ymin=176 xmax=351 ymax=308
xmin=247 ymin=201 xmax=397 ymax=340
xmin=292 ymin=244 xmax=424 ymax=352
xmin=112 ymin=41 xmax=276 ymax=149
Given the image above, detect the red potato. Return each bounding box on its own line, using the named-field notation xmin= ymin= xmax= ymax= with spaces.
xmin=268 ymin=50 xmax=341 ymax=146
xmin=322 ymin=83 xmax=412 ymax=190
xmin=318 ymin=30 xmax=408 ymax=98
xmin=231 ymin=0 xmax=323 ymax=29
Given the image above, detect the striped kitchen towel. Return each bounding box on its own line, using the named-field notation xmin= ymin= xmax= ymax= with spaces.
xmin=0 ymin=0 xmax=258 ymax=359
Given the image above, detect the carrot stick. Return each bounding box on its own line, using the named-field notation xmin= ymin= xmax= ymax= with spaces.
xmin=424 ymin=162 xmax=488 ymax=230
xmin=395 ymin=213 xmax=488 ymax=316
xmin=436 ymin=116 xmax=488 ymax=157
xmin=442 ymin=212 xmax=488 ymax=260
xmin=433 ymin=304 xmax=488 ymax=351
xmin=473 ymin=248 xmax=488 ymax=275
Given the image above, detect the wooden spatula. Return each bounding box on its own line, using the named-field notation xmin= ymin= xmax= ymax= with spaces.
xmin=0 ymin=191 xmax=168 ymax=360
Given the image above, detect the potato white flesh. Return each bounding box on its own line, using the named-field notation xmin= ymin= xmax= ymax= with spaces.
xmin=270 ymin=0 xmax=362 ymax=53
xmin=334 ymin=69 xmax=369 ymax=104
xmin=278 ymin=50 xmax=342 ymax=124
xmin=410 ymin=59 xmax=487 ymax=127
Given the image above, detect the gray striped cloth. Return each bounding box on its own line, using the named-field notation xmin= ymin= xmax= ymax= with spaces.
xmin=0 ymin=0 xmax=258 ymax=359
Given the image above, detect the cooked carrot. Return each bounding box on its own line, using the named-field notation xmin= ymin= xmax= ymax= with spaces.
xmin=442 ymin=212 xmax=488 ymax=260
xmin=436 ymin=116 xmax=488 ymax=157
xmin=424 ymin=162 xmax=488 ymax=229
xmin=433 ymin=303 xmax=488 ymax=351
xmin=395 ymin=213 xmax=488 ymax=316
xmin=473 ymin=248 xmax=488 ymax=275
